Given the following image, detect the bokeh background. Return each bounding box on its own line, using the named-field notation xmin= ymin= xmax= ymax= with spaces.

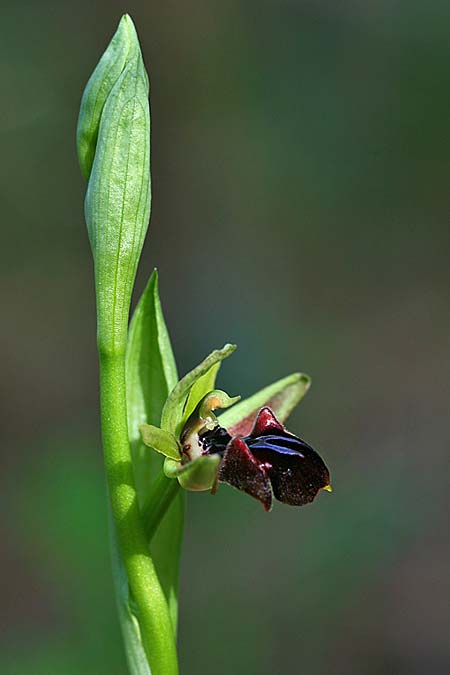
xmin=1 ymin=1 xmax=449 ymax=674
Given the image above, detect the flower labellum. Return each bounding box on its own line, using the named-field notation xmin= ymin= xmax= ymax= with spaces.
xmin=199 ymin=407 xmax=331 ymax=511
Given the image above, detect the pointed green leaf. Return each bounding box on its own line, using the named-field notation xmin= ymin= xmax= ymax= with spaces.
xmin=140 ymin=424 xmax=181 ymax=460
xmin=218 ymin=372 xmax=311 ymax=436
xmin=164 ymin=455 xmax=221 ymax=491
xmin=77 ymin=14 xmax=137 ymax=180
xmin=126 ymin=269 xmax=184 ymax=634
xmin=83 ymin=21 xmax=151 ymax=353
xmin=161 ymin=344 xmax=237 ymax=437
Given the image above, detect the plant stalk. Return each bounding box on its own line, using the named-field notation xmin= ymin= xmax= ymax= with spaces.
xmin=99 ymin=348 xmax=178 ymax=675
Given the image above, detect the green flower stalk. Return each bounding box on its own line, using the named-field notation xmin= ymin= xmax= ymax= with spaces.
xmin=78 ymin=15 xmax=177 ymax=675
xmin=78 ymin=14 xmax=331 ymax=675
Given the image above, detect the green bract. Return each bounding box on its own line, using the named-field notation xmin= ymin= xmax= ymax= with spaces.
xmin=126 ymin=270 xmax=184 ymax=636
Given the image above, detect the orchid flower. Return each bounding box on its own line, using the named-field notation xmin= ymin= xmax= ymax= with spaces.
xmin=140 ymin=350 xmax=331 ymax=512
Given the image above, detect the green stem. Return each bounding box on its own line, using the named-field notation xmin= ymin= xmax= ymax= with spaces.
xmin=99 ymin=349 xmax=178 ymax=675
xmin=143 ymin=473 xmax=180 ymax=542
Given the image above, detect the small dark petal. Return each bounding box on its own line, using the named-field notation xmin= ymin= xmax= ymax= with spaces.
xmin=251 ymin=407 xmax=285 ymax=437
xmin=218 ymin=437 xmax=273 ymax=511
xmin=250 ymin=442 xmax=330 ymax=506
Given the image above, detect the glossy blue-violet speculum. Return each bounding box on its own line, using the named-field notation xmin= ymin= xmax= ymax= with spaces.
xmin=185 ymin=406 xmax=331 ymax=512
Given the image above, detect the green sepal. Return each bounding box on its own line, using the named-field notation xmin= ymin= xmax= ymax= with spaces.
xmin=218 ymin=372 xmax=311 ymax=435
xmin=140 ymin=424 xmax=181 ymax=460
xmin=161 ymin=344 xmax=237 ymax=438
xmin=164 ymin=455 xmax=221 ymax=492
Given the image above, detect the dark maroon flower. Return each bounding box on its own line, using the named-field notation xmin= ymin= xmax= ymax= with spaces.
xmin=199 ymin=407 xmax=331 ymax=511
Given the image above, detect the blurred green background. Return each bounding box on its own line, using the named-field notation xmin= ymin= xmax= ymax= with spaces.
xmin=1 ymin=1 xmax=449 ymax=674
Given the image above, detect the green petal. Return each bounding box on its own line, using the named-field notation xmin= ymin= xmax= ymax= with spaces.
xmin=164 ymin=455 xmax=221 ymax=492
xmin=218 ymin=372 xmax=311 ymax=435
xmin=181 ymin=361 xmax=221 ymax=425
xmin=161 ymin=344 xmax=237 ymax=437
xmin=140 ymin=424 xmax=181 ymax=460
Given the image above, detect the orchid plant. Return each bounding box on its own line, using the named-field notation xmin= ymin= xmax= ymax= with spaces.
xmin=77 ymin=15 xmax=331 ymax=675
